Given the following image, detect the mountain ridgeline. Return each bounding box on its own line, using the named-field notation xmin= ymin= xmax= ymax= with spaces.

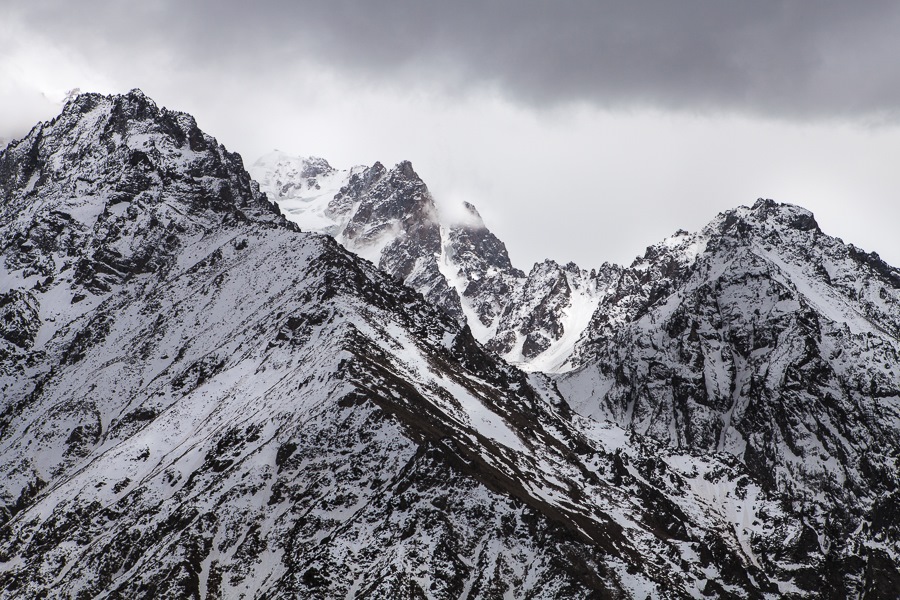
xmin=0 ymin=90 xmax=897 ymax=598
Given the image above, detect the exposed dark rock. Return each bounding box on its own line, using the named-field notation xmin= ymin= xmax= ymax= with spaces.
xmin=2 ymin=92 xmax=897 ymax=599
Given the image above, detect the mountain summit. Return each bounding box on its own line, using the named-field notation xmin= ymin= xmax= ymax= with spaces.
xmin=558 ymin=197 xmax=900 ymax=595
xmin=250 ymin=152 xmax=612 ymax=371
xmin=0 ymin=92 xmax=898 ymax=598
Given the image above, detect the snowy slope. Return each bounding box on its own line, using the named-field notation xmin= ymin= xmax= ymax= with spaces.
xmin=488 ymin=260 xmax=621 ymax=372
xmin=0 ymin=91 xmax=830 ymax=599
xmin=557 ymin=199 xmax=900 ymax=596
xmin=250 ymin=152 xmax=607 ymax=372
xmin=249 ymin=151 xmax=359 ymax=234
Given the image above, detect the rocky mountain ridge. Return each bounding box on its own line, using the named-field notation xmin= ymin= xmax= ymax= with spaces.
xmin=250 ymin=152 xmax=900 ymax=598
xmin=557 ymin=199 xmax=900 ymax=595
xmin=250 ymin=152 xmax=608 ymax=372
xmin=0 ymin=91 xmax=897 ymax=598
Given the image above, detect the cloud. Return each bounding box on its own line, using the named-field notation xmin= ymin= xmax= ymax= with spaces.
xmin=0 ymin=9 xmax=118 ymax=142
xmin=9 ymin=0 xmax=900 ymax=122
xmin=4 ymin=1 xmax=900 ymax=274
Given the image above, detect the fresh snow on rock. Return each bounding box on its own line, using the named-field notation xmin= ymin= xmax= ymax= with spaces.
xmin=250 ymin=151 xmax=613 ymax=374
xmin=557 ymin=198 xmax=900 ymax=596
xmin=1 ymin=92 xmax=898 ymax=598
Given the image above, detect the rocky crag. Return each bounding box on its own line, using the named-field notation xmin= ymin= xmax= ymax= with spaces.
xmin=0 ymin=91 xmax=896 ymax=598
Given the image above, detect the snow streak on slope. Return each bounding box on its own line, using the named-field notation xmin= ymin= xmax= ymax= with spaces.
xmin=437 ymin=224 xmax=499 ymax=342
xmin=491 ymin=260 xmax=618 ymax=373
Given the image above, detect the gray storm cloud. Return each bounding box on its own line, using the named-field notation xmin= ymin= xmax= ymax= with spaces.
xmin=10 ymin=0 xmax=900 ymax=121
xmin=3 ymin=1 xmax=900 ymax=272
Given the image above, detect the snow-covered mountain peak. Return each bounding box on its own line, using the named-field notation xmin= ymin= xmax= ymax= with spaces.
xmin=555 ymin=194 xmax=900 ymax=593
xmin=570 ymin=197 xmax=900 ymax=368
xmin=123 ymin=86 xmax=154 ymax=103
xmin=3 ymin=92 xmax=900 ymax=597
xmin=393 ymin=158 xmax=417 ymax=180
xmin=619 ymin=200 xmax=821 ymax=286
xmin=0 ymin=89 xmax=289 ymax=311
xmin=250 ymin=150 xmax=613 ymax=371
xmin=746 ymin=196 xmax=819 ymax=229
xmin=698 ymin=199 xmax=900 ymax=339
xmin=252 ymin=150 xmax=335 ymax=186
xmin=338 ymin=159 xmax=438 ymax=256
xmin=60 ymin=88 xmax=158 ymax=121
xmin=704 ymin=197 xmax=821 ymax=243
xmin=1 ymin=89 xmax=274 ymax=219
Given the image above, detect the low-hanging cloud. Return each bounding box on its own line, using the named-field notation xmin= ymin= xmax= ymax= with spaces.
xmin=8 ymin=0 xmax=900 ymax=122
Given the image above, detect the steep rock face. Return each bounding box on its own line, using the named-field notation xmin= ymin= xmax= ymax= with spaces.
xmin=340 ymin=160 xmax=468 ymax=322
xmin=489 ymin=260 xmax=621 ymax=372
xmin=0 ymin=289 xmax=40 ymax=351
xmin=251 ymin=153 xmax=609 ymax=371
xmin=558 ymin=199 xmax=900 ymax=595
xmin=0 ymin=93 xmax=810 ymax=599
xmin=436 ymin=201 xmax=525 ymax=339
xmin=252 ymin=154 xmax=467 ymax=321
xmin=0 ymin=89 xmax=289 ymax=297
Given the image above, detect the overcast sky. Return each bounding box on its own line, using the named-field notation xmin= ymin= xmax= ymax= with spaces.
xmin=3 ymin=1 xmax=900 ymax=269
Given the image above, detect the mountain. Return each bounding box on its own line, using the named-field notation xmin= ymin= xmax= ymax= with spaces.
xmin=1 ymin=91 xmax=898 ymax=598
xmin=250 ymin=152 xmax=605 ymax=372
xmin=557 ymin=199 xmax=900 ymax=595
xmin=251 ymin=153 xmax=900 ymax=596
xmin=0 ymin=90 xmax=820 ymax=599
xmin=487 ymin=260 xmax=621 ymax=372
